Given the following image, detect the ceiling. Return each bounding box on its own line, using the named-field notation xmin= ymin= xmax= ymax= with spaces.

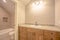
xmin=0 ymin=0 xmax=31 ymax=15
xmin=18 ymin=0 xmax=31 ymax=5
xmin=0 ymin=0 xmax=32 ymax=15
xmin=17 ymin=0 xmax=56 ymax=6
xmin=0 ymin=0 xmax=15 ymax=15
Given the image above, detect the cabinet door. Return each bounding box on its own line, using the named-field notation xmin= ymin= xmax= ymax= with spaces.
xmin=44 ymin=30 xmax=56 ymax=40
xmin=27 ymin=28 xmax=43 ymax=40
xmin=19 ymin=27 xmax=27 ymax=40
xmin=55 ymin=32 xmax=60 ymax=40
xmin=37 ymin=29 xmax=43 ymax=40
xmin=27 ymin=28 xmax=36 ymax=40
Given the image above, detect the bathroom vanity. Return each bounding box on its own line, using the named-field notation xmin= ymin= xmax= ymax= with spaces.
xmin=18 ymin=24 xmax=60 ymax=40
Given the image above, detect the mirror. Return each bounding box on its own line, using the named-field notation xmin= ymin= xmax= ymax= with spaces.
xmin=25 ymin=0 xmax=55 ymax=26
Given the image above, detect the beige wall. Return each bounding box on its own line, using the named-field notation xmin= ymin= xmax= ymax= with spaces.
xmin=25 ymin=0 xmax=55 ymax=25
xmin=17 ymin=1 xmax=25 ymax=25
xmin=55 ymin=0 xmax=60 ymax=26
xmin=0 ymin=7 xmax=11 ymax=30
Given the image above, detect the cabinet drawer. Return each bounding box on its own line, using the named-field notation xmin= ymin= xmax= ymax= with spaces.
xmin=27 ymin=28 xmax=43 ymax=35
xmin=27 ymin=28 xmax=37 ymax=32
xmin=44 ymin=30 xmax=56 ymax=37
xmin=44 ymin=37 xmax=55 ymax=40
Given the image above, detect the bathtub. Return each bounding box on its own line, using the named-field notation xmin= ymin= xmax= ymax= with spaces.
xmin=0 ymin=28 xmax=14 ymax=40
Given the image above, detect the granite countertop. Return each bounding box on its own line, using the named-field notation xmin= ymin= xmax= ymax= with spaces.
xmin=19 ymin=24 xmax=60 ymax=32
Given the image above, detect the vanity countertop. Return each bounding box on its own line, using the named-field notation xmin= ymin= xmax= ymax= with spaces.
xmin=19 ymin=24 xmax=60 ymax=32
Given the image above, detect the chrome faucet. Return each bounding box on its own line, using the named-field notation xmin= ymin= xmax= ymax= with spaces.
xmin=35 ymin=21 xmax=38 ymax=25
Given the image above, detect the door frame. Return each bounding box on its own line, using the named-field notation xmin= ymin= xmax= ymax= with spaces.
xmin=12 ymin=0 xmax=18 ymax=40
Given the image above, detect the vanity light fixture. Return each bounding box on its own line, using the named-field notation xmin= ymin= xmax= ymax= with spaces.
xmin=32 ymin=0 xmax=46 ymax=11
xmin=3 ymin=0 xmax=7 ymax=3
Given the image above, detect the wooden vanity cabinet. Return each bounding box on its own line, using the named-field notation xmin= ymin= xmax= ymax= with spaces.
xmin=19 ymin=27 xmax=60 ymax=40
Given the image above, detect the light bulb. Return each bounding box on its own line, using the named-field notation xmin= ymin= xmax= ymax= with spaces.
xmin=3 ymin=0 xmax=7 ymax=3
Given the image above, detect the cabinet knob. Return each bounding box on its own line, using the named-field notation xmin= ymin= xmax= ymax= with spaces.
xmin=51 ymin=33 xmax=53 ymax=35
xmin=51 ymin=38 xmax=53 ymax=40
